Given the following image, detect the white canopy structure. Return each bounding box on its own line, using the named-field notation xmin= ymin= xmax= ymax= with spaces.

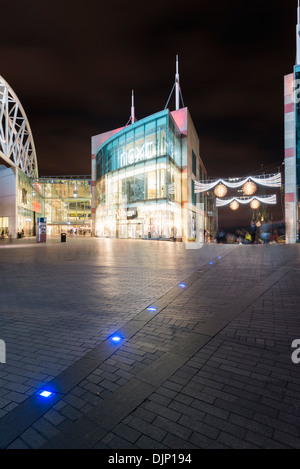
xmin=0 ymin=75 xmax=38 ymax=178
xmin=194 ymin=173 xmax=281 ymax=193
xmin=216 ymin=194 xmax=277 ymax=207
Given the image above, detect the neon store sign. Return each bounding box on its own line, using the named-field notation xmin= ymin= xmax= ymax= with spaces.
xmin=118 ymin=141 xmax=155 ymax=168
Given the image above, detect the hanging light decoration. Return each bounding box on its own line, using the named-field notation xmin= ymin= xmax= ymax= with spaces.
xmin=242 ymin=180 xmax=257 ymax=196
xmin=230 ymin=200 xmax=239 ymax=211
xmin=250 ymin=199 xmax=260 ymax=210
xmin=214 ymin=183 xmax=227 ymax=198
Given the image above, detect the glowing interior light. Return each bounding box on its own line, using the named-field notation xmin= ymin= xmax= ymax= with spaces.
xmin=39 ymin=390 xmax=53 ymax=398
xmin=179 ymin=283 xmax=186 ymax=288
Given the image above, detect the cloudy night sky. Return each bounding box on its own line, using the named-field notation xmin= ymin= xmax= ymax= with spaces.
xmin=0 ymin=0 xmax=295 ymax=226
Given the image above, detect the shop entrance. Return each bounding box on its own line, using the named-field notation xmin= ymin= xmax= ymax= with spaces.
xmin=118 ymin=221 xmax=143 ymax=239
xmin=46 ymin=224 xmax=92 ymax=236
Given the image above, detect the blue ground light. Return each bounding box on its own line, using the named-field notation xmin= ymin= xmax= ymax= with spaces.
xmin=178 ymin=283 xmax=186 ymax=288
xmin=38 ymin=390 xmax=54 ymax=398
xmin=110 ymin=335 xmax=123 ymax=344
xmin=147 ymin=306 xmax=157 ymax=312
xmin=209 ymin=261 xmax=214 ymax=264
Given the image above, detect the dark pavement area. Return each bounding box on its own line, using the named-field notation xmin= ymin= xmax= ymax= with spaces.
xmin=0 ymin=237 xmax=300 ymax=449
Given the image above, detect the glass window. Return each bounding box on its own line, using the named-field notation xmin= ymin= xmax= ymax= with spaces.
xmin=157 ymin=117 xmax=167 ymax=156
xmin=122 ymin=176 xmax=135 ymax=203
xmin=76 ymin=181 xmax=85 ymax=198
xmin=192 ymin=150 xmax=197 ymax=176
xmin=97 ymin=149 xmax=104 ymax=179
xmin=118 ymin=135 xmax=126 ymax=169
xmin=68 ymin=182 xmax=77 ymax=198
xmin=68 ymin=200 xmax=77 ymax=221
xmin=112 ymin=139 xmax=118 ymax=172
xmin=53 ymin=183 xmax=61 ymax=198
xmin=61 ymin=181 xmax=68 ymax=198
xmin=135 ymin=172 xmax=145 ymax=201
xmin=191 ymin=180 xmax=196 ymax=205
xmin=147 ymin=171 xmax=156 ymax=199
xmin=145 ymin=121 xmax=156 ymax=160
xmin=126 ymin=130 xmax=134 ymax=166
xmin=134 ymin=125 xmax=145 ymax=163
xmin=107 ymin=142 xmax=113 ymax=173
xmin=159 ymin=166 xmax=166 ymax=198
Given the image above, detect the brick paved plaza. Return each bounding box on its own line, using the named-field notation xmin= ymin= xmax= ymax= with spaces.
xmin=0 ymin=237 xmax=300 ymax=449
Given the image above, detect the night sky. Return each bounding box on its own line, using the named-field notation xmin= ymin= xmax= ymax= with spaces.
xmin=0 ymin=0 xmax=295 ymax=227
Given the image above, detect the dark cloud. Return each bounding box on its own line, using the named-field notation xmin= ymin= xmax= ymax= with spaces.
xmin=0 ymin=0 xmax=294 ymax=225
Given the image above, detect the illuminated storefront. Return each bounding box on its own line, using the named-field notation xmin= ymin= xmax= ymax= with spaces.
xmin=92 ymin=108 xmax=209 ymax=242
xmin=35 ymin=177 xmax=92 ymax=236
xmin=18 ymin=170 xmax=43 ymax=236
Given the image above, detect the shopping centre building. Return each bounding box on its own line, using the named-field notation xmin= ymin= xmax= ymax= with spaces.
xmin=91 ymin=59 xmax=213 ymax=242
xmin=0 ymin=59 xmax=215 ymax=241
xmin=91 ymin=108 xmax=209 ymax=241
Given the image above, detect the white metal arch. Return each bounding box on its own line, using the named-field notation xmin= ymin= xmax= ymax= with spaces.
xmin=0 ymin=75 xmax=38 ymax=178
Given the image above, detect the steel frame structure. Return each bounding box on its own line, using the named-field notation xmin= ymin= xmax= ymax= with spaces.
xmin=0 ymin=75 xmax=38 ymax=178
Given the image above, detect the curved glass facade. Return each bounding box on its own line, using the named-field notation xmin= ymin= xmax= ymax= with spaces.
xmin=94 ymin=110 xmax=183 ymax=239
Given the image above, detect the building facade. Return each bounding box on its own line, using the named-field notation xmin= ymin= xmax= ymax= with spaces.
xmin=0 ymin=75 xmax=92 ymax=238
xmin=34 ymin=176 xmax=92 ymax=236
xmin=91 ymin=107 xmax=209 ymax=242
xmin=0 ymin=163 xmax=44 ymax=238
xmin=0 ymin=75 xmax=41 ymax=238
xmin=284 ymin=2 xmax=300 ymax=243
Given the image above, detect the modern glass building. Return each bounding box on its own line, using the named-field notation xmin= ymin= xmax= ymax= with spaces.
xmin=34 ymin=176 xmax=92 ymax=236
xmin=91 ymin=106 xmax=209 ymax=242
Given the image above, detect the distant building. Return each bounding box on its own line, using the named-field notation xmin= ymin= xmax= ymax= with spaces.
xmin=0 ymin=75 xmax=40 ymax=238
xmin=34 ymin=176 xmax=92 ymax=236
xmin=284 ymin=1 xmax=300 ymax=243
xmin=0 ymin=75 xmax=91 ymax=238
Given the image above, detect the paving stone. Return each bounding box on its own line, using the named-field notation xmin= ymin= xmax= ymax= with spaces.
xmin=127 ymin=416 xmax=167 ymax=442
xmin=245 ymin=431 xmax=288 ymax=449
xmin=153 ymin=415 xmax=193 ymax=441
xmin=20 ymin=426 xmax=47 ymax=449
xmin=217 ymin=431 xmax=259 ymax=449
xmin=135 ymin=435 xmax=168 ymax=449
xmin=6 ymin=438 xmax=31 ymax=449
xmin=113 ymin=422 xmax=141 ymax=444
xmin=189 ymin=431 xmax=221 ymax=449
xmin=162 ymin=433 xmax=198 ymax=449
xmin=178 ymin=415 xmax=220 ymax=440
